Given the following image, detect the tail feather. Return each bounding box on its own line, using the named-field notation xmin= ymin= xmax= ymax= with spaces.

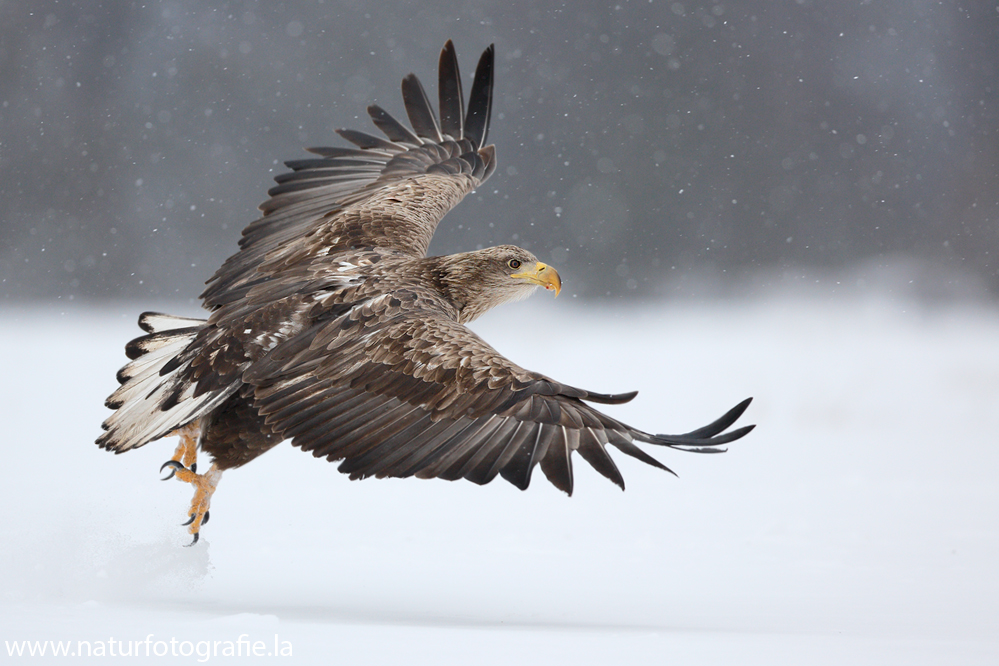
xmin=98 ymin=313 xmax=236 ymax=453
xmin=138 ymin=311 xmax=207 ymax=334
xmin=114 ymin=327 xmax=201 ymax=387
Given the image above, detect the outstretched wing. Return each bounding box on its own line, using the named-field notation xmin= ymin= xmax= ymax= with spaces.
xmin=202 ymin=41 xmax=497 ymax=310
xmin=244 ymin=299 xmax=754 ymax=495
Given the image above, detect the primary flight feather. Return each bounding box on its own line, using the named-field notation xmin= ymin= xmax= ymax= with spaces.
xmin=98 ymin=41 xmax=754 ymax=544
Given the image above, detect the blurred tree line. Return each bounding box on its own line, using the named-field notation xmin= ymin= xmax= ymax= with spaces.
xmin=2 ymin=0 xmax=997 ymax=303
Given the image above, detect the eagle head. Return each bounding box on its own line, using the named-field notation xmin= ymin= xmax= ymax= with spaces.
xmin=439 ymin=245 xmax=561 ymax=323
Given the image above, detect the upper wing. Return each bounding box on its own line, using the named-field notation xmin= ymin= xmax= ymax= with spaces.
xmin=243 ymin=298 xmax=754 ymax=495
xmin=201 ymin=41 xmax=497 ymax=310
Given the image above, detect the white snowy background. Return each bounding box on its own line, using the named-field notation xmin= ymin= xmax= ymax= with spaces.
xmin=1 ymin=288 xmax=996 ymax=664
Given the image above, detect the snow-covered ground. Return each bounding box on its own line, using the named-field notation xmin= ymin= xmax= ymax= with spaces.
xmin=1 ymin=293 xmax=996 ymax=664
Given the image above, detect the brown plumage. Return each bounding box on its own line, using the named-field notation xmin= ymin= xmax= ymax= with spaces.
xmin=98 ymin=41 xmax=754 ymax=543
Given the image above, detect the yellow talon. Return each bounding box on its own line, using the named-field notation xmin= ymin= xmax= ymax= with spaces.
xmin=166 ymin=423 xmax=199 ymax=469
xmin=173 ymin=463 xmax=222 ymax=544
xmin=160 ymin=424 xmax=223 ymax=544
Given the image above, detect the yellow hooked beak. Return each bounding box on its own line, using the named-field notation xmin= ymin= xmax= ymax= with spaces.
xmin=511 ymin=262 xmax=562 ymax=296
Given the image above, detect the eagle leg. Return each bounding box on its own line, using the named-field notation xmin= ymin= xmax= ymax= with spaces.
xmin=155 ymin=424 xmax=221 ymax=545
xmin=159 ymin=423 xmax=200 ymax=480
xmin=170 ymin=462 xmax=223 ymax=546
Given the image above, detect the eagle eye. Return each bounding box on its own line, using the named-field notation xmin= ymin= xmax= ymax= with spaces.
xmin=508 ymin=259 xmax=522 ymax=269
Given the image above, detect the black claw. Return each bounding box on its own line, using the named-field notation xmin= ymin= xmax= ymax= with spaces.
xmin=202 ymin=510 xmax=210 ymax=526
xmin=160 ymin=460 xmax=184 ymax=481
xmin=181 ymin=513 xmax=196 ymax=526
xmin=185 ymin=532 xmax=200 ymax=547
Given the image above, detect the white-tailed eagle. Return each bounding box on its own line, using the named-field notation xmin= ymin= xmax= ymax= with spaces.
xmin=98 ymin=41 xmax=754 ymax=544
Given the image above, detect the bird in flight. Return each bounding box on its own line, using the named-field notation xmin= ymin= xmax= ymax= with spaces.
xmin=98 ymin=41 xmax=754 ymax=545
